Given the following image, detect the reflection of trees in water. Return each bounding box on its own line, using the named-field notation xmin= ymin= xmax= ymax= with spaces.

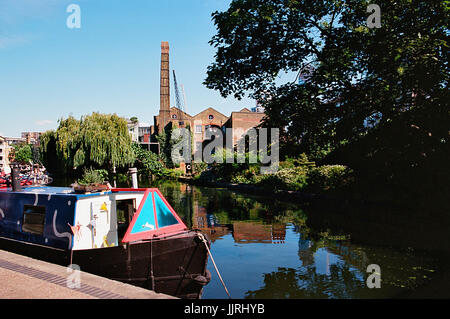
xmin=154 ymin=181 xmax=192 ymax=226
xmin=151 ymin=181 xmax=439 ymax=297
xmin=245 ymin=264 xmax=366 ymax=299
xmin=177 ymin=183 xmax=309 ymax=226
xmin=158 ymin=181 xmax=310 ymax=245
xmin=245 ymin=237 xmax=437 ymax=299
xmin=296 ymin=236 xmax=438 ymax=294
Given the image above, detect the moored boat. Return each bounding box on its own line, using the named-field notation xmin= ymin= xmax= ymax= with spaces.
xmin=0 ymin=163 xmax=53 ymax=189
xmin=0 ymin=183 xmax=211 ymax=299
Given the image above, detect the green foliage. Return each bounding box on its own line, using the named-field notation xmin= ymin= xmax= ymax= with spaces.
xmin=307 ymin=165 xmax=354 ymax=192
xmin=40 ymin=113 xmax=136 ymax=173
xmin=192 ymin=162 xmax=208 ymax=176
xmin=253 ymin=167 xmax=309 ymax=191
xmin=155 ymin=125 xmax=185 ymax=169
xmin=204 ymin=0 xmax=449 ymax=206
xmin=276 ymin=167 xmax=309 ymax=190
xmin=77 ymin=167 xmax=108 ymax=186
xmin=162 ymin=168 xmax=183 ymax=180
xmin=204 ymin=151 xmax=350 ymax=192
xmin=280 ymin=153 xmax=316 ymax=169
xmin=209 ymin=148 xmax=261 ymax=182
xmin=129 ymin=116 xmax=138 ymax=124
xmin=131 ymin=143 xmax=165 ymax=177
xmin=13 ymin=144 xmax=33 ymax=163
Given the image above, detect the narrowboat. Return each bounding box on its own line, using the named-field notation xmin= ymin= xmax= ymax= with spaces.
xmin=0 ymin=182 xmax=212 ymax=299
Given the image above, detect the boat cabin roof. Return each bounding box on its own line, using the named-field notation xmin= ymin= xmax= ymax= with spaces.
xmin=0 ymin=186 xmax=109 ymax=198
xmin=0 ymin=186 xmax=188 ymax=249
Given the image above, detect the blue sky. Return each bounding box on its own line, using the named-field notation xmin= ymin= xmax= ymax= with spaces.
xmin=0 ymin=0 xmax=260 ymax=137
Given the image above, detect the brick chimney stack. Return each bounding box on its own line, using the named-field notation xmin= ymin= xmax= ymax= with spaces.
xmin=159 ymin=41 xmax=170 ymax=130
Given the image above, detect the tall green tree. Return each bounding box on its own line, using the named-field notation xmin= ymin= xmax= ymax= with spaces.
xmin=131 ymin=143 xmax=165 ymax=177
xmin=205 ymin=0 xmax=448 ymax=156
xmin=204 ymin=0 xmax=449 ymax=205
xmin=41 ymin=113 xmax=136 ymax=174
xmin=13 ymin=144 xmax=33 ymax=163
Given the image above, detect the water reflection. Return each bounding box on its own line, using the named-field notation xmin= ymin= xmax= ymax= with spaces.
xmin=51 ymin=178 xmax=444 ymax=298
xmin=154 ymin=181 xmax=440 ymax=299
xmin=161 ymin=182 xmax=298 ymax=245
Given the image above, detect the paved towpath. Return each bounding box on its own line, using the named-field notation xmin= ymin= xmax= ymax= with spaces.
xmin=0 ymin=249 xmax=176 ymax=299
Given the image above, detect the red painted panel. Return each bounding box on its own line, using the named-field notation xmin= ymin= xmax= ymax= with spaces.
xmin=119 ymin=189 xmax=187 ymax=243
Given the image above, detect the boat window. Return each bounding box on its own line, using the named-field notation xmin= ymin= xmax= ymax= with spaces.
xmin=22 ymin=205 xmax=46 ymax=235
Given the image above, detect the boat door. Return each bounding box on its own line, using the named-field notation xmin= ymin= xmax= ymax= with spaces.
xmin=90 ymin=199 xmax=114 ymax=248
xmin=116 ymin=198 xmax=136 ymax=243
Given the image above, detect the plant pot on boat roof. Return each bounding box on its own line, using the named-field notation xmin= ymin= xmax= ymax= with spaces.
xmin=73 ymin=168 xmax=111 ymax=193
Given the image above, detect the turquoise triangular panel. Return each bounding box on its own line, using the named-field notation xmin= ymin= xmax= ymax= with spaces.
xmin=154 ymin=192 xmax=179 ymax=228
xmin=130 ymin=195 xmax=156 ymax=234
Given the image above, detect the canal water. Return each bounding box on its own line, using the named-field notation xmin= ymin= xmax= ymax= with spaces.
xmin=53 ymin=177 xmax=449 ymax=299
xmin=150 ymin=180 xmax=448 ymax=299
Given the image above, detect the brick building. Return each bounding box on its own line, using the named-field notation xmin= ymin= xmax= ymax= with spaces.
xmin=222 ymin=108 xmax=265 ymax=146
xmin=151 ymin=41 xmax=265 ymax=157
xmin=21 ymin=132 xmax=42 ymax=146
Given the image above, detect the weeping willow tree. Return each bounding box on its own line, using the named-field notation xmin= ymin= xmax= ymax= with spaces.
xmin=40 ymin=113 xmax=136 ymax=175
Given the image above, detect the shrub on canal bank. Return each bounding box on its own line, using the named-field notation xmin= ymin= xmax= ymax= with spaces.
xmin=250 ymin=167 xmax=309 ymax=191
xmin=162 ymin=168 xmax=183 ymax=180
xmin=307 ymin=165 xmax=354 ymax=192
xmin=193 ymin=153 xmax=353 ymax=193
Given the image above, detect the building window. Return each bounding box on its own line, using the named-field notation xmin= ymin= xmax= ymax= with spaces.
xmin=22 ymin=205 xmax=46 ymax=235
xmin=172 ymin=114 xmax=177 ymax=119
xmin=208 ymin=115 xmax=214 ymax=120
xmin=195 ymin=125 xmax=202 ymax=133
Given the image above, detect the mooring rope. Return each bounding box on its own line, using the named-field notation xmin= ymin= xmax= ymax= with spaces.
xmin=197 ymin=232 xmax=232 ymax=299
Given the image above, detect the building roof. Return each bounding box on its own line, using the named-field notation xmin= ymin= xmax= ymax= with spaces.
xmin=192 ymin=107 xmax=228 ymax=119
xmin=169 ymin=107 xmax=193 ymax=119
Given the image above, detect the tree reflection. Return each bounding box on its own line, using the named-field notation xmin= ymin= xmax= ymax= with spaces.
xmin=155 ymin=180 xmax=440 ymax=298
xmin=245 ymin=263 xmax=367 ymax=299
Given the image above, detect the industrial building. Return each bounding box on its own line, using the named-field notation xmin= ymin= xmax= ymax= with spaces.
xmin=151 ymin=41 xmax=265 ymax=156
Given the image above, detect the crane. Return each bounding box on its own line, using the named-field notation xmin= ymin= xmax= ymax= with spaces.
xmin=180 ymin=84 xmax=188 ymax=113
xmin=172 ymin=70 xmax=184 ymax=126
